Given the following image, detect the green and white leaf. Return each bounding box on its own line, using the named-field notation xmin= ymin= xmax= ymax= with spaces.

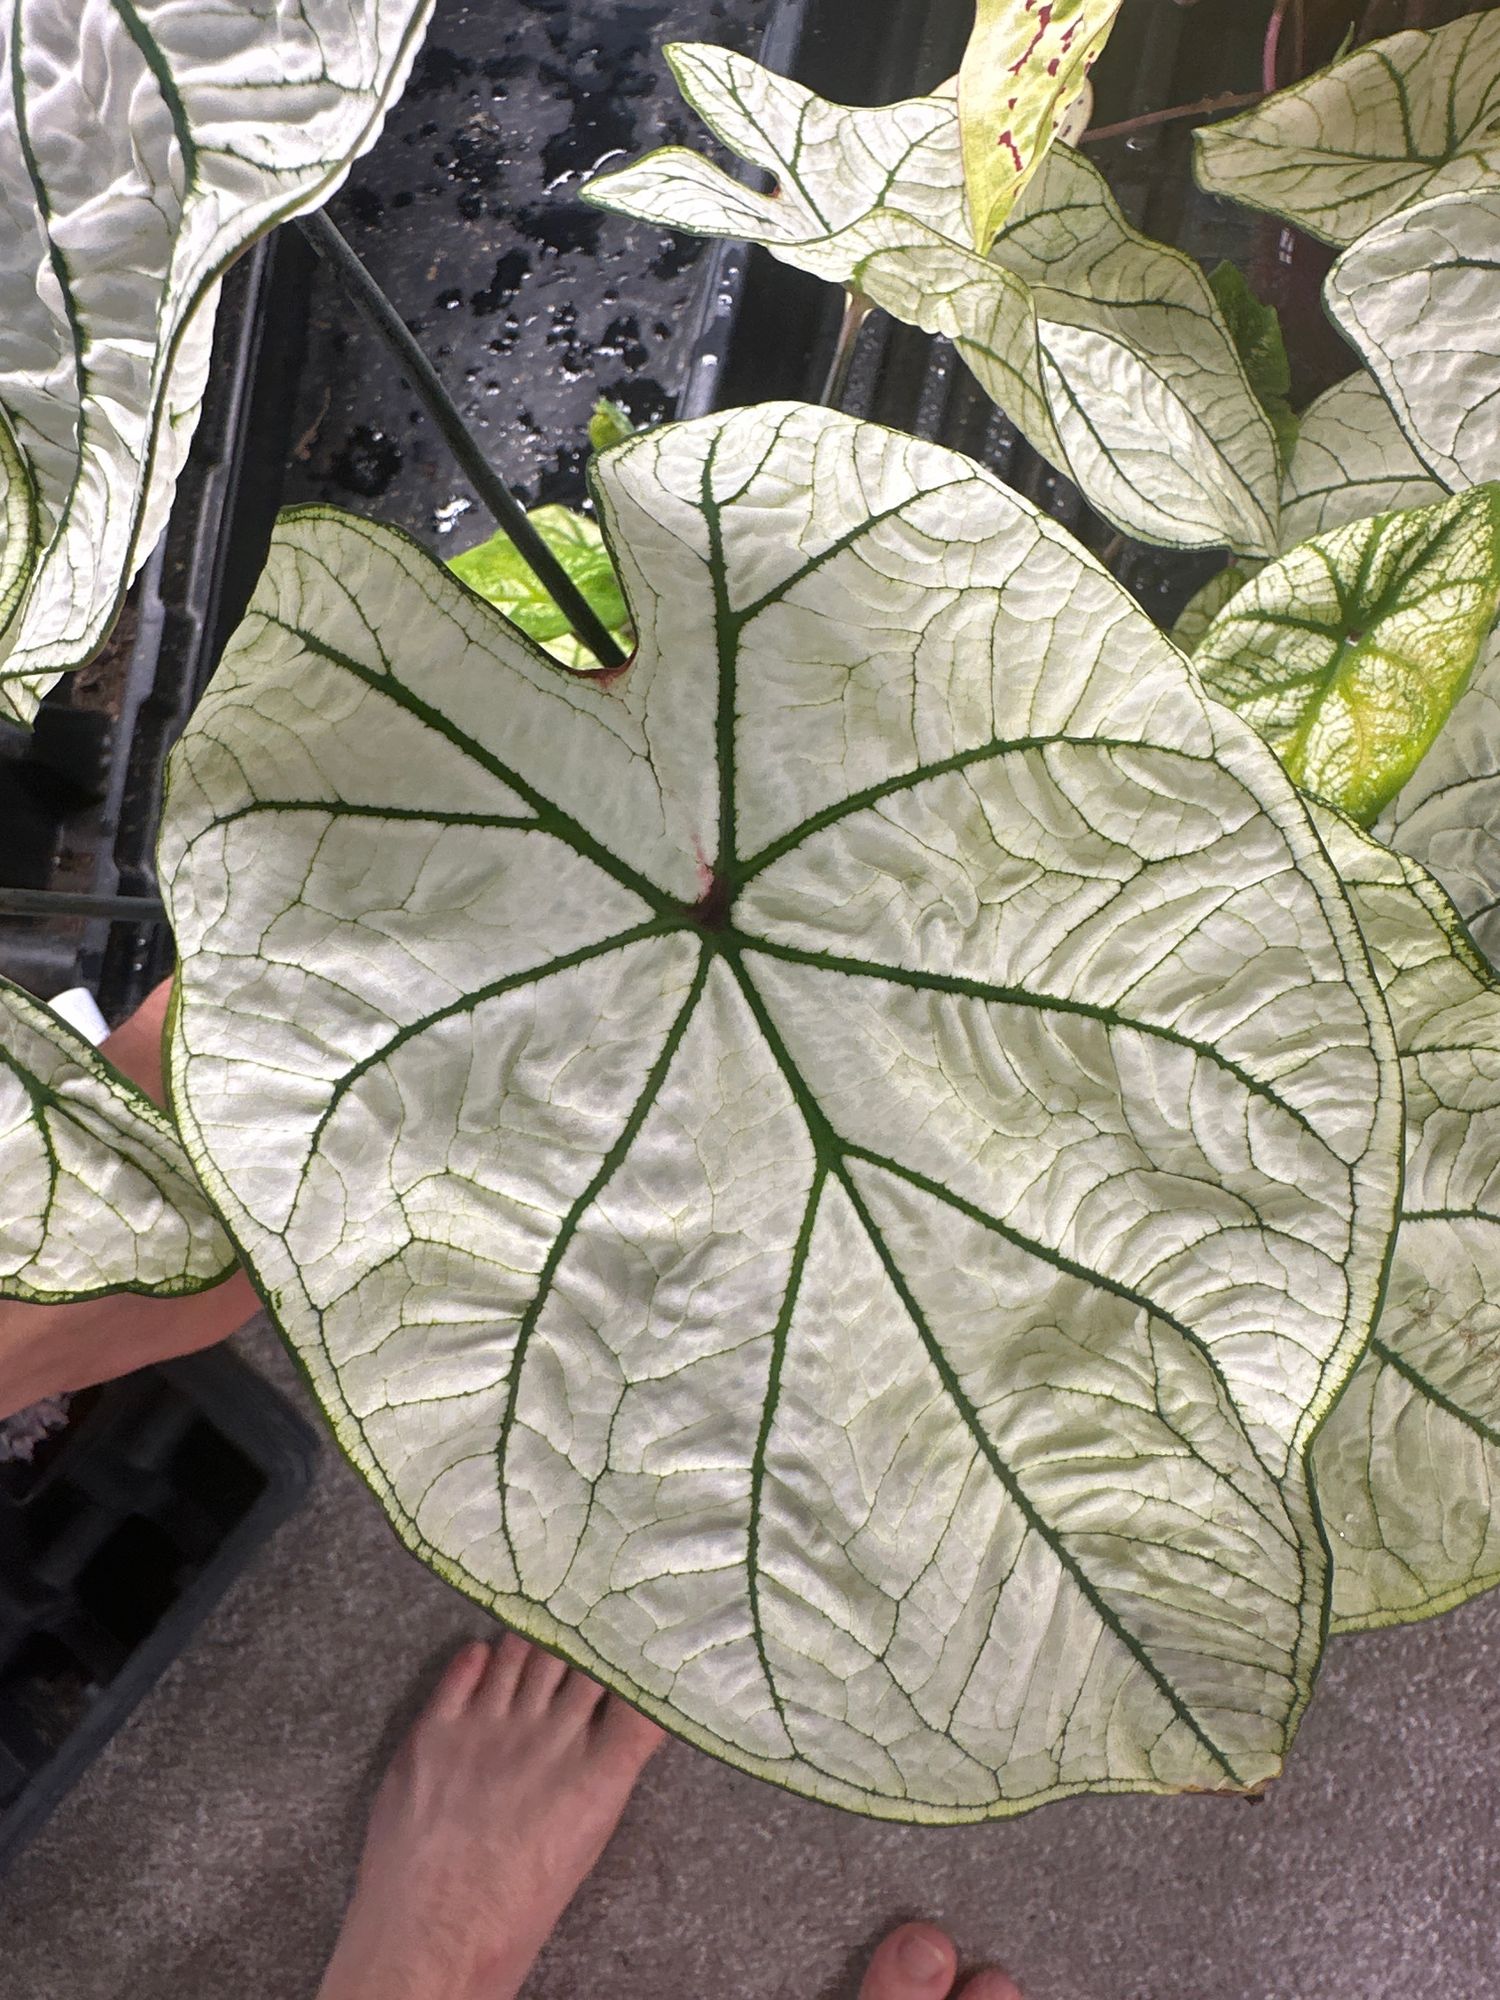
xmin=0 ymin=0 xmax=433 ymax=726
xmin=0 ymin=977 xmax=232 ymax=1302
xmin=1327 ymin=185 xmax=1500 ymax=492
xmin=0 ymin=413 xmax=38 ymax=670
xmin=161 ymin=404 xmax=1402 ymax=1821
xmin=1194 ymin=487 xmax=1500 ymax=826
xmin=1375 ymin=625 xmax=1500 ymax=965
xmin=1282 ymin=372 xmax=1449 ymax=548
xmin=1174 ymin=373 xmax=1449 ymax=656
xmin=958 ymin=0 xmax=1121 ymax=249
xmin=1309 ymin=809 xmax=1500 ymax=1632
xmin=448 ymin=506 xmax=632 ymax=671
xmin=1194 ymin=13 xmax=1500 ymax=247
xmin=586 ymin=46 xmax=1281 ymax=555
xmin=1208 ymin=263 xmax=1299 ymax=466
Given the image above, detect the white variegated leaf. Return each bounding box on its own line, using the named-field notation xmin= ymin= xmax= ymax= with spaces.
xmin=586 ymin=46 xmax=1281 ymax=555
xmin=958 ymin=0 xmax=1122 ymax=249
xmin=0 ymin=0 xmax=433 ymax=726
xmin=1195 ymin=487 xmax=1500 ymax=826
xmin=1310 ymin=809 xmax=1500 ymax=1631
xmin=161 ymin=404 xmax=1402 ymax=1821
xmin=0 ymin=977 xmax=231 ymax=1302
xmin=1194 ymin=13 xmax=1500 ymax=247
xmin=1173 ymin=374 xmax=1448 ymax=657
xmin=0 ymin=412 xmax=37 ymax=669
xmin=1376 ymin=626 xmax=1500 ymax=964
xmin=1327 ymin=185 xmax=1500 ymax=493
xmin=1282 ymin=373 xmax=1450 ymax=547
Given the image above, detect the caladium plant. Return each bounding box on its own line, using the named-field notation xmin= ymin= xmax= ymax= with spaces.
xmin=4 ymin=0 xmax=1500 ymax=1832
xmin=585 ymin=45 xmax=1283 ymax=556
xmin=0 ymin=0 xmax=432 ymax=726
xmin=0 ymin=978 xmax=230 ymax=1302
xmin=158 ymin=404 xmax=1408 ymax=1819
xmin=1196 ymin=15 xmax=1500 ymax=500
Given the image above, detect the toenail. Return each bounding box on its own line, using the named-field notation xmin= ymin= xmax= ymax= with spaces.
xmin=897 ymin=1930 xmax=949 ymax=1981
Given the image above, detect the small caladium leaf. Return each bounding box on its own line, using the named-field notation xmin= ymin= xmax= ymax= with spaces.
xmin=1281 ymin=372 xmax=1449 ymax=548
xmin=1326 ymin=185 xmax=1500 ymax=493
xmin=588 ymin=398 xmax=638 ymax=455
xmin=448 ymin=507 xmax=632 ymax=670
xmin=0 ymin=978 xmax=232 ymax=1302
xmin=1208 ymin=263 xmax=1299 ymax=466
xmin=0 ymin=0 xmax=432 ymax=726
xmin=1194 ymin=13 xmax=1500 ymax=247
xmin=161 ymin=404 xmax=1403 ymax=1820
xmin=585 ymin=47 xmax=1281 ymax=555
xmin=958 ymin=0 xmax=1122 ymax=249
xmin=1194 ymin=486 xmax=1500 ymax=826
xmin=1309 ymin=808 xmax=1500 ymax=1631
xmin=1375 ymin=626 xmax=1500 ymax=965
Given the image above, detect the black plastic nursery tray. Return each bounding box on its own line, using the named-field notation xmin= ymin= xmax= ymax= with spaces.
xmin=274 ymin=0 xmax=1317 ymax=636
xmin=0 ymin=1348 xmax=317 ymax=1871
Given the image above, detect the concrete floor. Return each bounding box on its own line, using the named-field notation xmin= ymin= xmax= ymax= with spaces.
xmin=2 ymin=1320 xmax=1498 ymax=2000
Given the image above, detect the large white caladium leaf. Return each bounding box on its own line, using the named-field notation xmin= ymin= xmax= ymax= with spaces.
xmin=1194 ymin=487 xmax=1500 ymax=826
xmin=161 ymin=404 xmax=1404 ymax=1820
xmin=0 ymin=978 xmax=231 ymax=1302
xmin=1194 ymin=13 xmax=1500 ymax=247
xmin=0 ymin=0 xmax=433 ymax=726
xmin=1309 ymin=809 xmax=1500 ymax=1632
xmin=958 ymin=0 xmax=1121 ymax=250
xmin=585 ymin=47 xmax=1281 ymax=556
xmin=1327 ymin=186 xmax=1500 ymax=493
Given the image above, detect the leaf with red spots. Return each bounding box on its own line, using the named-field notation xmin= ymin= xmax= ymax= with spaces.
xmin=958 ymin=0 xmax=1122 ymax=250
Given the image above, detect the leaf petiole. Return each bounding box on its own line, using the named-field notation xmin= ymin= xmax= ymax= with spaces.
xmin=298 ymin=212 xmax=627 ymax=672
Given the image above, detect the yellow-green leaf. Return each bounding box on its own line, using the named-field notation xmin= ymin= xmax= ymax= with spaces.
xmin=958 ymin=0 xmax=1122 ymax=249
xmin=1195 ymin=486 xmax=1500 ymax=825
xmin=448 ymin=506 xmax=631 ymax=671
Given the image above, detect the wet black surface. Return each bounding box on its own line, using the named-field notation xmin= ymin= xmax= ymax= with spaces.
xmin=283 ymin=0 xmax=772 ymax=546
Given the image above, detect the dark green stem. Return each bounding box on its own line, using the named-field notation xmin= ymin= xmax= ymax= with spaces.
xmin=298 ymin=211 xmax=627 ymax=671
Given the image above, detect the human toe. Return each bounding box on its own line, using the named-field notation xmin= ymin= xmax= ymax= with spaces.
xmin=594 ymin=1690 xmax=667 ymax=1771
xmin=859 ymin=1921 xmax=959 ymax=1999
xmin=427 ymin=1639 xmax=491 ymax=1722
xmin=960 ymin=1969 xmax=1024 ymax=2000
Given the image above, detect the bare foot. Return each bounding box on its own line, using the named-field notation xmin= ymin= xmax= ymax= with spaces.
xmin=317 ymin=1634 xmax=664 ymax=2000
xmin=859 ymin=1921 xmax=1024 ymax=2000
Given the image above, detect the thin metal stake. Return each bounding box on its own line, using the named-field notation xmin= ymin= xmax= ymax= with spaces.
xmin=298 ymin=211 xmax=627 ymax=671
xmin=0 ymin=888 xmax=167 ymax=923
